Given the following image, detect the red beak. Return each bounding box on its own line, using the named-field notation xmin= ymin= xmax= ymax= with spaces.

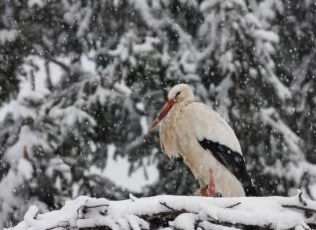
xmin=149 ymin=99 xmax=175 ymax=131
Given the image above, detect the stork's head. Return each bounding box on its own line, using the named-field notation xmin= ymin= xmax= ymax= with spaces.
xmin=167 ymin=83 xmax=195 ymax=103
xmin=150 ymin=84 xmax=195 ymax=131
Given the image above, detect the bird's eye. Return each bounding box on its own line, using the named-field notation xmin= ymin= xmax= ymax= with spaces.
xmin=176 ymin=92 xmax=181 ymax=97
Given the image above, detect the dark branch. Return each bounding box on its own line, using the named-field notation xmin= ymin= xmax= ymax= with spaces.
xmin=298 ymin=190 xmax=307 ymax=206
xmin=159 ymin=201 xmax=176 ymax=212
xmin=281 ymin=205 xmax=315 ymax=218
xmin=226 ymin=202 xmax=242 ymax=209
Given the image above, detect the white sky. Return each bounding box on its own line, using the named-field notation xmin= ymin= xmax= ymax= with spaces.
xmin=102 ymin=145 xmax=159 ymax=192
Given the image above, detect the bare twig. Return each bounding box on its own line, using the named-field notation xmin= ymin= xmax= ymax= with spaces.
xmin=129 ymin=193 xmax=138 ymax=202
xmin=206 ymin=214 xmax=273 ymax=230
xmin=84 ymin=204 xmax=109 ymax=209
xmin=298 ymin=190 xmax=307 ymax=206
xmin=159 ymin=201 xmax=176 ymax=212
xmin=44 ymin=55 xmax=71 ymax=73
xmin=226 ymin=202 xmax=241 ymax=209
xmin=281 ymin=205 xmax=315 ymax=218
xmin=46 ymin=221 xmax=70 ymax=230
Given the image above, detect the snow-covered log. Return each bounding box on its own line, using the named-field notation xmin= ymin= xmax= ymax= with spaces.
xmin=7 ymin=191 xmax=316 ymax=230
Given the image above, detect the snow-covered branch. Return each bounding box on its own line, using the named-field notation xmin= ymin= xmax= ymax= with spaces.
xmin=8 ymin=191 xmax=316 ymax=230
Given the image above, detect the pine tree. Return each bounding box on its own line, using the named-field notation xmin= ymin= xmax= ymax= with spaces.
xmin=276 ymin=0 xmax=316 ymax=198
xmin=247 ymin=0 xmax=316 ymax=197
xmin=195 ymin=0 xmax=293 ymax=195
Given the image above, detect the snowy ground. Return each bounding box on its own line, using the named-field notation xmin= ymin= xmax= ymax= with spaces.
xmin=8 ymin=190 xmax=316 ymax=230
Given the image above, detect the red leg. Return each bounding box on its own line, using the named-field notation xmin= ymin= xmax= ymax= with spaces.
xmin=199 ymin=169 xmax=216 ymax=197
xmin=200 ymin=186 xmax=208 ymax=196
xmin=208 ymin=169 xmax=216 ymax=197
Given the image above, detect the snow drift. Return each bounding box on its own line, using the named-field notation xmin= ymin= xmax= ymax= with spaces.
xmin=7 ymin=190 xmax=316 ymax=230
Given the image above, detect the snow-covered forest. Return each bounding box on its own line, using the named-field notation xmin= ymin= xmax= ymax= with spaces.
xmin=1 ymin=0 xmax=316 ymax=228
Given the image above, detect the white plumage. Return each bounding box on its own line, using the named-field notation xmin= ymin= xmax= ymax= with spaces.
xmin=150 ymin=84 xmax=257 ymax=197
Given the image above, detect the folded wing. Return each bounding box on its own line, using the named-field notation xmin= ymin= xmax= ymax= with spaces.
xmin=184 ymin=103 xmax=258 ymax=196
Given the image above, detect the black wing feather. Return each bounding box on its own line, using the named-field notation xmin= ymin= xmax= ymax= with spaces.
xmin=198 ymin=138 xmax=259 ymax=196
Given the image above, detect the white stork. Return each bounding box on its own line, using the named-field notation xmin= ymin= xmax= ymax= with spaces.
xmin=150 ymin=84 xmax=258 ymax=197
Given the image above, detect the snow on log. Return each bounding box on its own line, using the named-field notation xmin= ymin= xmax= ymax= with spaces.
xmin=7 ymin=190 xmax=316 ymax=230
